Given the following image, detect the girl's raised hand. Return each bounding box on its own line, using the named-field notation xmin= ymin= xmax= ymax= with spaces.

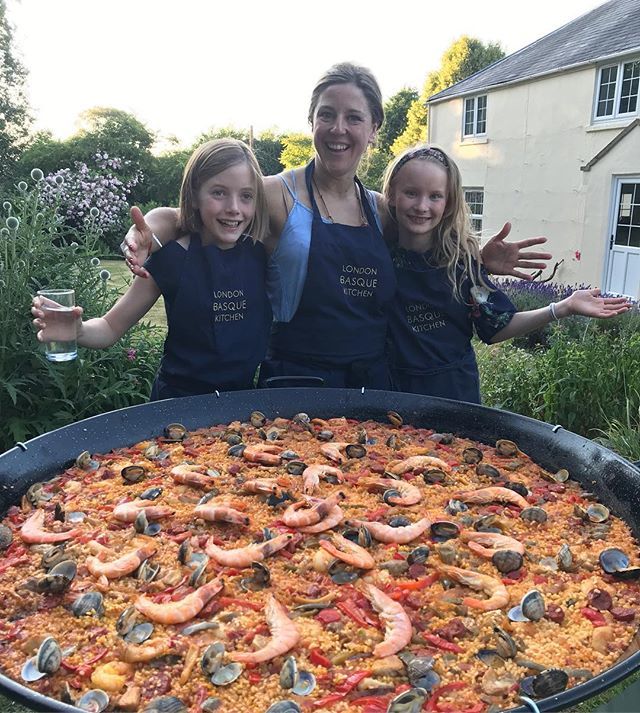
xmin=120 ymin=206 xmax=153 ymax=279
xmin=481 ymin=222 xmax=553 ymax=279
xmin=565 ymin=288 xmax=632 ymax=319
xmin=31 ymin=296 xmax=84 ymax=343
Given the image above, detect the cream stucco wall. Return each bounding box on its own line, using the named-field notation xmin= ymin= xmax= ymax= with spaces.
xmin=428 ymin=62 xmax=640 ymax=296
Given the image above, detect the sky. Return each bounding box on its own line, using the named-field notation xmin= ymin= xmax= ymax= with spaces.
xmin=7 ymin=0 xmax=606 ymax=148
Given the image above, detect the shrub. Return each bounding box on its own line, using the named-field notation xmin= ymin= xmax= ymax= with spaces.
xmin=0 ymin=172 xmax=163 ymax=453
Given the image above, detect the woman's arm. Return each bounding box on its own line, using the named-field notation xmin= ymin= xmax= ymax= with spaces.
xmin=122 ymin=206 xmax=180 ymax=278
xmin=480 ymin=222 xmax=552 ymax=279
xmin=32 ymin=277 xmax=161 ymax=349
xmin=490 ymin=289 xmax=631 ymax=343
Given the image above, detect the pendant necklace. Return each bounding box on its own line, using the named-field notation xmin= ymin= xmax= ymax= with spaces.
xmin=312 ymin=176 xmax=367 ymax=226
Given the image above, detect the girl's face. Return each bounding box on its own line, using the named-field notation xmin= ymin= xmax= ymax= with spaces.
xmin=194 ymin=162 xmax=256 ymax=249
xmin=389 ymin=159 xmax=448 ymax=247
xmin=312 ymin=83 xmax=377 ymax=178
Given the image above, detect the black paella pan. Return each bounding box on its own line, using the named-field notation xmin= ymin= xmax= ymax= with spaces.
xmin=1 ymin=387 xmax=639 ymax=712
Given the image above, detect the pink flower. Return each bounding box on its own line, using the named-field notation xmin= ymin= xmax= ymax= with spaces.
xmin=126 ymin=348 xmax=137 ymax=361
xmin=574 ymin=250 xmax=581 ymax=261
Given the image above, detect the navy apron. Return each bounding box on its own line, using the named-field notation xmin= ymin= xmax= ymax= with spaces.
xmin=263 ymin=161 xmax=396 ymax=389
xmin=387 ymin=247 xmax=483 ymax=403
xmin=151 ymin=234 xmax=271 ymax=400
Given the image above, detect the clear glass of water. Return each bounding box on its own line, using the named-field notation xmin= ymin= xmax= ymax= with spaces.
xmin=36 ymin=288 xmax=77 ymax=362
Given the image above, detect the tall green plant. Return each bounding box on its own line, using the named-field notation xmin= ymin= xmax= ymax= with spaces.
xmin=0 ymin=172 xmax=163 ymax=453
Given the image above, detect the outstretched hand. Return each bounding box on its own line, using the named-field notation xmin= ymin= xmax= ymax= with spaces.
xmin=481 ymin=222 xmax=552 ymax=280
xmin=567 ymin=289 xmax=632 ymax=319
xmin=120 ymin=206 xmax=153 ymax=278
xmin=31 ymin=296 xmax=84 ymax=342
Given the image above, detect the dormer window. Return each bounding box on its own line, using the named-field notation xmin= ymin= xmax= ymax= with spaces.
xmin=463 ymin=95 xmax=487 ymax=137
xmin=595 ymin=59 xmax=639 ymax=120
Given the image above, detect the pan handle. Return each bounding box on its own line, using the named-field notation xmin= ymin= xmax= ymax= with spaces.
xmin=262 ymin=376 xmax=325 ymax=389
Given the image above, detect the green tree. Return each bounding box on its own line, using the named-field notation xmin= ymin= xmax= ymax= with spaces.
xmin=392 ymin=36 xmax=505 ymax=155
xmin=279 ymin=133 xmax=314 ymax=170
xmin=0 ymin=0 xmax=31 ymax=185
xmin=253 ymin=130 xmax=285 ymax=176
xmin=377 ymin=88 xmax=418 ymax=153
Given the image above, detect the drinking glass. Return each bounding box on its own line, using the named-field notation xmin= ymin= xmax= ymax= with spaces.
xmin=36 ymin=289 xmax=77 ymax=362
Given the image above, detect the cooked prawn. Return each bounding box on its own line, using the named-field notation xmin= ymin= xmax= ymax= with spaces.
xmin=171 ymin=463 xmax=216 ymax=489
xmin=90 ymin=661 xmax=134 ymax=693
xmin=436 ymin=564 xmax=509 ymax=611
xmin=230 ymin=594 xmax=300 ymax=663
xmin=194 ymin=503 xmax=250 ymax=526
xmin=113 ymin=499 xmax=174 ymax=523
xmin=454 ymin=486 xmax=529 ymax=509
xmin=243 ymin=444 xmax=282 ymax=466
xmin=134 ymin=577 xmax=223 ymax=624
xmin=86 ymin=544 xmax=156 ymax=579
xmin=282 ymin=491 xmax=346 ymax=528
xmin=205 ymin=532 xmax=293 ymax=568
xmin=298 ymin=504 xmax=345 ymax=534
xmin=461 ymin=531 xmax=525 ymax=558
xmin=241 ymin=478 xmax=281 ymax=497
xmin=345 ymin=517 xmax=431 ymax=544
xmin=319 ymin=532 xmax=375 ymax=569
xmin=20 ymin=509 xmax=79 ymax=544
xmin=388 ymin=455 xmax=452 ymax=476
xmin=320 ymin=442 xmax=350 ymax=464
xmin=302 ymin=464 xmax=344 ymax=494
xmin=358 ymin=581 xmax=412 ymax=657
xmin=363 ymin=478 xmax=422 ymax=506
xmin=121 ymin=637 xmax=171 ymax=663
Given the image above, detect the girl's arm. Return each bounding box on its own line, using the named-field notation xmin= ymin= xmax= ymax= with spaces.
xmin=32 ymin=277 xmax=161 ymax=349
xmin=490 ymin=289 xmax=631 ymax=343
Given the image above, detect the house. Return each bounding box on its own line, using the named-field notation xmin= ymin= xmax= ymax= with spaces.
xmin=427 ymin=0 xmax=640 ymax=297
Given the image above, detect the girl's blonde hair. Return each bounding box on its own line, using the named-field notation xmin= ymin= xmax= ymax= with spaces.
xmin=382 ymin=144 xmax=490 ymax=301
xmin=178 ymin=138 xmax=267 ymax=243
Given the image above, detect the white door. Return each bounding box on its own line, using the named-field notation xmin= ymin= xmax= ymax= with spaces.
xmin=606 ymin=179 xmax=640 ymax=298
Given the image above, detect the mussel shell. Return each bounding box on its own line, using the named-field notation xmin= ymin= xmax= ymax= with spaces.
xmin=124 ymin=622 xmax=154 ymax=644
xmin=121 ymin=465 xmax=146 ymax=483
xmin=383 ymin=488 xmax=402 ymax=505
xmin=66 ymin=510 xmax=86 ymax=524
xmin=291 ymin=670 xmax=316 ymax=696
xmin=21 ymin=657 xmax=46 ymax=682
xmin=27 ymin=482 xmax=52 ymax=506
xmin=476 ymin=463 xmax=501 ymax=480
xmin=404 ymin=654 xmax=435 ymax=684
xmin=316 ymin=430 xmax=334 ymax=442
xmin=387 ymin=687 xmax=428 ymax=713
xmin=49 ymin=559 xmax=77 ymax=581
xmin=496 ymin=439 xmax=518 ymax=457
xmin=286 ymin=460 xmax=307 ymax=476
xmin=280 ymin=450 xmax=299 ymax=461
xmin=137 ymin=560 xmax=161 ymax=582
xmin=36 ymin=636 xmax=62 ymax=675
xmin=76 ymin=451 xmax=99 ymax=470
xmin=430 ymin=521 xmax=460 ymax=542
xmin=587 ymin=504 xmax=610 ymax=523
xmin=280 ymin=656 xmax=298 ymax=689
xmin=189 ymin=559 xmax=209 ymax=588
xmin=70 ymin=591 xmax=104 ymax=618
xmin=211 ymin=662 xmax=243 ymax=686
xmin=41 ymin=544 xmax=69 ymax=570
xmin=557 ymin=544 xmax=574 ymax=572
xmin=387 ymin=410 xmax=403 ymax=427
xmin=181 ymin=621 xmax=219 ymax=636
xmin=494 ymin=625 xmax=517 ymax=658
xmin=240 ymin=561 xmax=271 ymax=591
xmin=0 ymin=524 xmax=13 ymax=550
xmin=542 ymin=468 xmax=569 ymax=483
xmin=201 ymin=642 xmax=225 ymax=676
xmin=428 ymin=432 xmax=453 ymax=444
xmin=388 ymin=516 xmax=412 ymax=528
xmin=164 ymin=423 xmax=187 ymax=441
xmin=292 ymin=412 xmax=311 ymax=427
xmin=139 ymin=486 xmax=163 ymax=501
xmin=437 ymin=543 xmax=457 ymax=565
xmin=519 ymin=676 xmax=536 ymax=697
xmin=492 ymin=549 xmax=523 ymax=574
xmin=116 ymin=606 xmax=140 ymax=636
xmin=531 ymin=669 xmax=569 ymax=697
xmin=227 ymin=443 xmax=246 ymax=457
xmin=476 ymin=648 xmax=504 ymax=667
xmin=599 ymin=547 xmax=629 ymax=573
xmin=462 ymin=447 xmax=483 ymax=464
xmin=504 ymin=482 xmax=529 ymax=498
xmin=144 ymin=522 xmax=162 ymax=537
xmin=345 ymin=444 xmax=366 ymax=459
xmin=423 ymin=469 xmax=447 ymax=484
xmin=178 ymin=539 xmax=193 ymax=565
xmin=407 ymin=546 xmax=430 ymax=566
xmin=250 ymin=410 xmax=266 ymax=427
xmin=445 ymin=499 xmax=468 ymax=515
xmin=521 ymin=590 xmax=545 ymax=621
xmin=265 ymin=702 xmax=301 ymax=713
xmin=201 ymin=698 xmax=222 ymax=712
xmin=520 ymin=507 xmax=548 ymax=523
xmin=143 ymin=697 xmax=187 ymax=713
xmin=328 ymin=559 xmax=360 ymax=584
xmin=198 ymin=491 xmax=217 ymax=506
xmin=226 ymin=433 xmax=243 ymax=446
xmin=507 ymin=605 xmax=529 ymax=623
xmin=134 ymin=510 xmax=149 ymax=533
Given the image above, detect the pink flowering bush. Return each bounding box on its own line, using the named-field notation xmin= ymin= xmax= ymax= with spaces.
xmin=39 ymin=153 xmax=141 ymax=253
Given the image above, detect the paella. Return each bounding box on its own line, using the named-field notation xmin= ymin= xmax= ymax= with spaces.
xmin=0 ymin=411 xmax=639 ymax=713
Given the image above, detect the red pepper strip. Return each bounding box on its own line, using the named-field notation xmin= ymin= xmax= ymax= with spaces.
xmin=0 ymin=555 xmax=30 ymax=575
xmin=309 ymin=648 xmax=332 ymax=668
xmin=581 ymin=607 xmax=607 ymax=627
xmin=218 ymin=597 xmax=263 ymax=612
xmin=424 ymin=634 xmax=464 ymax=654
xmin=312 ymin=670 xmax=372 ymax=709
xmin=60 ymin=647 xmax=108 ymax=674
xmin=315 ymin=608 xmax=342 ymax=625
xmin=336 ymin=600 xmax=379 ymax=628
xmin=352 ymin=697 xmax=389 ymax=711
xmin=425 ymin=682 xmax=467 ymax=712
xmin=393 ymin=573 xmax=439 ymax=591
xmin=247 ymin=671 xmax=262 ymax=684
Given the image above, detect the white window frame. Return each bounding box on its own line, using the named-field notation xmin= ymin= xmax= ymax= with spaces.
xmin=462 ymin=95 xmax=487 ymax=138
xmin=464 ymin=188 xmax=484 ymax=233
xmin=594 ymin=58 xmax=640 ymax=121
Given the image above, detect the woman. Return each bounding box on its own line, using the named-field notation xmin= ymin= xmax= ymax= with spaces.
xmin=122 ymin=63 xmax=549 ymax=389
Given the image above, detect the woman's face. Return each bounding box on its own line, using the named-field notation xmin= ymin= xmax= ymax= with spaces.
xmin=312 ymin=83 xmax=378 ymax=178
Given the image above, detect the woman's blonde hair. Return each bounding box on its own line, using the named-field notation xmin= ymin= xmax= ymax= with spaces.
xmin=178 ymin=138 xmax=267 ymax=243
xmin=382 ymin=144 xmax=489 ymax=301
